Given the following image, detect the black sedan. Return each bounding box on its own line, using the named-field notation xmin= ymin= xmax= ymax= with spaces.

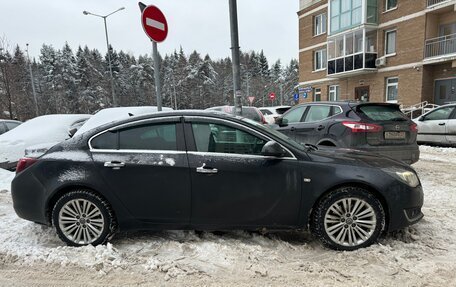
xmin=11 ymin=111 xmax=424 ymax=251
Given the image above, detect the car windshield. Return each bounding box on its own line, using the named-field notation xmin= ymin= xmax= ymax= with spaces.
xmin=356 ymin=105 xmax=407 ymax=121
xmin=241 ymin=118 xmax=308 ymax=152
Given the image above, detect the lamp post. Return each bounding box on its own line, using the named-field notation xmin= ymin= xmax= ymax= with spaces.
xmin=83 ymin=7 xmax=125 ymax=107
xmin=25 ymin=44 xmax=39 ymax=116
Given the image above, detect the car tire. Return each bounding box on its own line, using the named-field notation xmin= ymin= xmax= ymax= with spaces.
xmin=311 ymin=186 xmax=385 ymax=251
xmin=52 ymin=190 xmax=116 ymax=246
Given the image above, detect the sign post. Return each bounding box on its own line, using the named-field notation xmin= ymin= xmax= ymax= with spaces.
xmin=139 ymin=3 xmax=168 ymax=111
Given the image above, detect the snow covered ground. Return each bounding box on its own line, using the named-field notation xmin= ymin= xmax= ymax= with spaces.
xmin=0 ymin=146 xmax=455 ymax=286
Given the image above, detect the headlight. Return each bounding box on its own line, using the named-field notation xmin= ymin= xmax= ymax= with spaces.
xmin=383 ymin=168 xmax=420 ymax=188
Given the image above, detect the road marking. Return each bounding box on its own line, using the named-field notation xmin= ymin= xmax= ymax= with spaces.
xmin=146 ymin=18 xmax=165 ymax=31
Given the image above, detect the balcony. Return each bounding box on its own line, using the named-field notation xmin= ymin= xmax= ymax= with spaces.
xmin=427 ymin=0 xmax=451 ymax=7
xmin=424 ymin=33 xmax=456 ymax=61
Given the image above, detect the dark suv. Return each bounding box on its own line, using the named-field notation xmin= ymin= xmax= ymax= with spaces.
xmin=274 ymin=101 xmax=419 ymax=164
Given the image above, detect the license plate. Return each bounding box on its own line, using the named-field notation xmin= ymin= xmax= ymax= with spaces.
xmin=384 ymin=131 xmax=406 ymax=140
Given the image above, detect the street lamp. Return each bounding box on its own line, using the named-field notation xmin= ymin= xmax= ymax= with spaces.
xmin=83 ymin=7 xmax=125 ymax=107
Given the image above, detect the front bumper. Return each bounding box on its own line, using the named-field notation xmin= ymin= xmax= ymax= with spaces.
xmin=387 ymin=184 xmax=424 ymax=231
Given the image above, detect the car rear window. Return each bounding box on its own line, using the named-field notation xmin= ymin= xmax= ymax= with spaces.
xmin=356 ymin=105 xmax=407 ymax=121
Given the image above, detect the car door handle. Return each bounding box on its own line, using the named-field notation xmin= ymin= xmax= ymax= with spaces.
xmin=317 ymin=125 xmax=325 ymax=131
xmin=104 ymin=161 xmax=125 ymax=169
xmin=196 ymin=164 xmax=218 ymax=174
xmin=439 ymin=123 xmax=446 ymax=126
xmin=290 ymin=127 xmax=296 ymax=131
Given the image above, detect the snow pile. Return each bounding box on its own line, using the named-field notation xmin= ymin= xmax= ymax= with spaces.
xmin=0 ymin=168 xmax=14 ymax=192
xmin=74 ymin=106 xmax=173 ymax=136
xmin=0 ymin=114 xmax=90 ymax=164
xmin=0 ymin=146 xmax=455 ymax=285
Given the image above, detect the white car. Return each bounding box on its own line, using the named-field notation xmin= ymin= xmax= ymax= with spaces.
xmin=0 ymin=114 xmax=91 ymax=170
xmin=259 ymin=106 xmax=291 ymax=124
xmin=414 ymin=103 xmax=456 ymax=146
xmin=74 ymin=106 xmax=173 ymax=137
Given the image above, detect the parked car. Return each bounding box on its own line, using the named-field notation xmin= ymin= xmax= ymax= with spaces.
xmin=206 ymin=106 xmax=267 ymax=124
xmin=413 ymin=103 xmax=456 ymax=146
xmin=12 ymin=110 xmax=423 ymax=251
xmin=274 ymin=101 xmax=420 ymax=164
xmin=0 ymin=120 xmax=22 ymax=135
xmin=0 ymin=114 xmax=91 ymax=170
xmin=259 ymin=106 xmax=291 ymax=124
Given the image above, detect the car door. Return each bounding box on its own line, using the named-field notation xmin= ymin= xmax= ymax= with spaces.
xmin=89 ymin=117 xmax=191 ymax=224
xmin=447 ymin=108 xmax=456 ymax=144
xmin=293 ymin=105 xmax=333 ymax=145
xmin=418 ymin=106 xmax=455 ymax=144
xmin=184 ymin=116 xmax=302 ymax=228
xmin=275 ymin=105 xmax=307 ymax=140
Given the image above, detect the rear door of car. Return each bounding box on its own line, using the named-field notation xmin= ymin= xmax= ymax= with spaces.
xmin=418 ymin=106 xmax=455 ymax=144
xmin=89 ymin=117 xmax=191 ymax=224
xmin=275 ymin=105 xmax=308 ymax=140
xmin=354 ymin=104 xmax=416 ymax=146
xmin=184 ymin=116 xmax=301 ymax=228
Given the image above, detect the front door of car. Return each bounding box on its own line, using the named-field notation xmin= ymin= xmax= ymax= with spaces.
xmin=275 ymin=105 xmax=307 ymax=140
xmin=293 ymin=105 xmax=333 ymax=145
xmin=184 ymin=117 xmax=301 ymax=228
xmin=419 ymin=106 xmax=455 ymax=144
xmin=446 ymin=110 xmax=456 ymax=143
xmin=89 ymin=118 xmax=191 ymax=224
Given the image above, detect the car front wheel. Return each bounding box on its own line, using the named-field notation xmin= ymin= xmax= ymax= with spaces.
xmin=311 ymin=187 xmax=385 ymax=251
xmin=52 ymin=190 xmax=116 ymax=246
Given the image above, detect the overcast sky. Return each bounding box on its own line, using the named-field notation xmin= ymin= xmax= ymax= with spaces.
xmin=0 ymin=0 xmax=299 ymax=64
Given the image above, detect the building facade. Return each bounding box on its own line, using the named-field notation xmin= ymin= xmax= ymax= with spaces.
xmin=298 ymin=0 xmax=456 ymax=106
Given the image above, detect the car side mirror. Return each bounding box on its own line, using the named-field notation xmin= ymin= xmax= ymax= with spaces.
xmin=261 ymin=141 xmax=287 ymax=157
xmin=275 ymin=117 xmax=288 ymax=127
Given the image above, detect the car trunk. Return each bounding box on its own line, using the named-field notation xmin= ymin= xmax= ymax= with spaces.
xmin=352 ymin=103 xmax=417 ymax=146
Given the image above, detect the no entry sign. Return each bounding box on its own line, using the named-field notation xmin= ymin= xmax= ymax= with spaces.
xmin=141 ymin=5 xmax=168 ymax=43
xmin=269 ymin=92 xmax=276 ymax=100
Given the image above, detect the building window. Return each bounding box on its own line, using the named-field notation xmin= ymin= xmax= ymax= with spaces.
xmin=314 ymin=13 xmax=327 ymax=36
xmin=386 ymin=77 xmax=398 ymax=102
xmin=329 ymin=85 xmax=340 ymax=101
xmin=385 ymin=30 xmax=396 ymax=56
xmin=385 ymin=0 xmax=397 ymax=11
xmin=313 ymin=88 xmax=322 ymax=102
xmin=330 ymin=0 xmax=363 ymax=34
xmin=314 ymin=49 xmax=327 ymax=71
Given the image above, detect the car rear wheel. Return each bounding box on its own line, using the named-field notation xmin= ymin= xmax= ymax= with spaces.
xmin=311 ymin=187 xmax=385 ymax=251
xmin=52 ymin=190 xmax=116 ymax=246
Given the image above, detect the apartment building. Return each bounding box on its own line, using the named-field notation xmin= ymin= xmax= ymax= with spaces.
xmin=298 ymin=0 xmax=456 ymax=106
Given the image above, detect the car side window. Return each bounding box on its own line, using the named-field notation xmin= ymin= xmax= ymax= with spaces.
xmin=119 ymin=124 xmax=177 ymax=150
xmin=5 ymin=122 xmax=20 ymax=130
xmin=0 ymin=123 xmax=6 ymax=134
xmin=425 ymin=107 xmax=455 ymax=121
xmin=283 ymin=106 xmax=306 ymax=123
xmin=261 ymin=110 xmax=272 ymax=115
xmin=91 ymin=131 xmax=118 ymax=149
xmin=192 ymin=123 xmax=267 ymax=155
xmin=303 ymin=105 xmax=331 ymax=122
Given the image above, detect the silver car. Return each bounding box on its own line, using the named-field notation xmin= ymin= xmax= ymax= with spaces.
xmin=414 ymin=103 xmax=456 ymax=146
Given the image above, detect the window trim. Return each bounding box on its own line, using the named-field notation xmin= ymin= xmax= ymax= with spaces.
xmin=385 ymin=0 xmax=398 ymax=12
xmin=301 ymin=104 xmax=343 ymax=123
xmin=385 ymin=77 xmax=399 ymax=103
xmin=384 ymin=29 xmax=397 ymax=57
xmin=314 ymin=13 xmax=327 ymax=36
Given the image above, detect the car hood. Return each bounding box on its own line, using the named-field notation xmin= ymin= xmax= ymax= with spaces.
xmin=307 ymin=147 xmax=414 ymax=171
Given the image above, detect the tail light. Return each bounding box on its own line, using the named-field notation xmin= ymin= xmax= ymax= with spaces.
xmin=410 ymin=123 xmax=418 ymax=132
xmin=342 ymin=121 xmax=383 ymax=133
xmin=16 ymin=157 xmax=38 ymax=174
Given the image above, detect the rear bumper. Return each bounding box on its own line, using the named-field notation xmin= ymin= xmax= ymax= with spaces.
xmin=356 ymin=144 xmax=420 ymax=164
